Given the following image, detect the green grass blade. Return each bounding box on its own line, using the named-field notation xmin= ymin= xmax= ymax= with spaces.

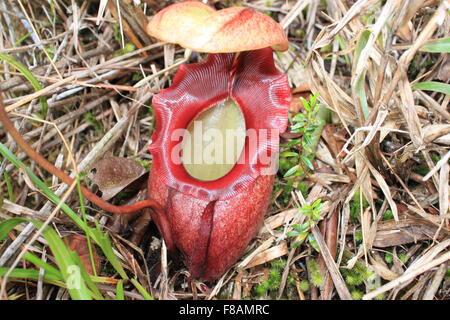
xmin=353 ymin=30 xmax=371 ymax=119
xmin=420 ymin=37 xmax=450 ymax=53
xmin=0 ymin=217 xmax=25 ymax=240
xmin=3 ymin=171 xmax=15 ymax=202
xmin=22 ymin=252 xmax=62 ymax=278
xmin=92 ymin=230 xmax=129 ymax=280
xmin=0 ymin=53 xmax=48 ymax=116
xmin=412 ymin=81 xmax=450 ymax=95
xmin=116 ymin=280 xmax=125 ymax=300
xmin=130 ymin=278 xmax=153 ymax=300
xmin=0 ymin=267 xmax=62 ymax=282
xmin=76 ymin=177 xmax=98 ymax=277
xmin=14 ymin=32 xmax=32 ymax=46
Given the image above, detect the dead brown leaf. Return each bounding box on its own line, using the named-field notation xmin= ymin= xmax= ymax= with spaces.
xmin=372 ymin=217 xmax=449 ymax=248
xmin=90 ymin=157 xmax=146 ymax=200
xmin=243 ymin=241 xmax=288 ymax=270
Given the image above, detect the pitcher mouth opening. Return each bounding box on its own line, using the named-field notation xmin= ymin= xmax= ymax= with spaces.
xmin=181 ymin=97 xmax=246 ymax=182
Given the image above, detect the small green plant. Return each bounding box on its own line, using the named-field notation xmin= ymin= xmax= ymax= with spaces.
xmin=84 ymin=113 xmax=103 ymax=133
xmin=132 ymin=72 xmax=144 ymax=82
xmin=412 ymin=163 xmax=430 ymax=176
xmin=44 ymin=47 xmax=55 ymax=60
xmin=286 ymin=199 xmax=323 ymax=251
xmin=113 ymin=23 xmax=123 ymax=44
xmin=349 ymin=189 xmax=369 ymax=223
xmin=281 ymin=92 xmax=323 ymax=178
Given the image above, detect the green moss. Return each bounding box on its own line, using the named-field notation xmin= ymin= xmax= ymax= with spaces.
xmin=254 ymin=284 xmax=267 ymax=297
xmin=383 ymin=210 xmax=394 ymax=220
xmin=134 ymin=159 xmax=150 ymax=171
xmin=307 ymin=258 xmax=323 ymax=287
xmin=299 ymin=279 xmax=310 ymax=292
xmin=345 ymin=271 xmax=364 ymax=286
xmin=351 ymin=290 xmax=364 ymax=300
xmin=294 ymin=29 xmax=305 ymax=38
xmin=298 ymin=181 xmax=308 ymax=198
xmin=342 ymin=260 xmax=373 ymax=288
xmin=398 ymin=252 xmax=408 ymax=264
xmin=354 ymin=231 xmax=363 ymax=243
xmin=270 ymin=259 xmax=286 ymax=270
xmin=253 ymin=258 xmax=289 ymax=298
xmin=354 ymin=261 xmax=373 ymax=279
xmin=132 ymin=72 xmax=144 ymax=82
xmin=375 ymin=293 xmax=386 ymax=300
xmin=273 ymin=181 xmax=294 ymax=206
xmin=384 ymin=252 xmax=393 ymax=264
xmin=412 ymin=164 xmax=429 ymax=176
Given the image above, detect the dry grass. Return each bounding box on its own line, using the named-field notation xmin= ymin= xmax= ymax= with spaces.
xmin=0 ymin=0 xmax=449 ymax=300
